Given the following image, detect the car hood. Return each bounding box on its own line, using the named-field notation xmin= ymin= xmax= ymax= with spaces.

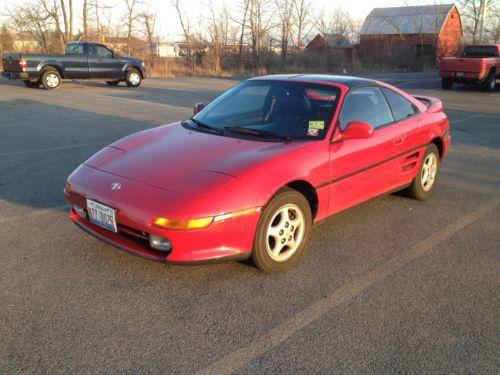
xmin=85 ymin=122 xmax=308 ymax=192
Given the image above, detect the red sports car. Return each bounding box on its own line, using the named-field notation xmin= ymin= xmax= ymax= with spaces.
xmin=65 ymin=75 xmax=451 ymax=273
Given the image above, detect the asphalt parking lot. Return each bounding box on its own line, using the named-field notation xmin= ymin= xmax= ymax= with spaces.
xmin=0 ymin=71 xmax=499 ymax=374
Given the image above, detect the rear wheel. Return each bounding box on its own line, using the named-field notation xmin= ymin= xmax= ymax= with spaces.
xmin=41 ymin=70 xmax=62 ymax=90
xmin=441 ymin=78 xmax=453 ymax=90
xmin=23 ymin=80 xmax=40 ymax=88
xmin=125 ymin=68 xmax=142 ymax=87
xmin=252 ymin=188 xmax=312 ymax=273
xmin=106 ymin=80 xmax=120 ymax=86
xmin=407 ymin=144 xmax=440 ymax=201
xmin=482 ymin=71 xmax=496 ymax=92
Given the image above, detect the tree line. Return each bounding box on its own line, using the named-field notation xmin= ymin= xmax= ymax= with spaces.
xmin=0 ymin=0 xmax=499 ymax=75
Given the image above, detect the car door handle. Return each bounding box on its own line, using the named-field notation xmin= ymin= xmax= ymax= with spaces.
xmin=393 ymin=135 xmax=406 ymax=145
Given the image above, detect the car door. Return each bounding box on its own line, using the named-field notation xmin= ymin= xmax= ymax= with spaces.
xmin=63 ymin=43 xmax=90 ymax=79
xmin=328 ymin=86 xmax=405 ymax=214
xmin=89 ymin=45 xmax=123 ymax=79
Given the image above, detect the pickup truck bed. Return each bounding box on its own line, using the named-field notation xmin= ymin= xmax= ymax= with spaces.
xmin=439 ymin=44 xmax=500 ymax=91
xmin=2 ymin=42 xmax=146 ymax=90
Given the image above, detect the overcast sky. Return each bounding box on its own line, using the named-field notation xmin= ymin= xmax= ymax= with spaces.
xmin=0 ymin=0 xmax=443 ymax=40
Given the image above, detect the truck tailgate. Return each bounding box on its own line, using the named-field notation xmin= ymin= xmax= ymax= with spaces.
xmin=440 ymin=58 xmax=483 ymax=73
xmin=2 ymin=54 xmax=22 ymax=72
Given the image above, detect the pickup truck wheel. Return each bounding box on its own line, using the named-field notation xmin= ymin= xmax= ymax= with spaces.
xmin=482 ymin=71 xmax=496 ymax=92
xmin=41 ymin=70 xmax=62 ymax=90
xmin=23 ymin=80 xmax=40 ymax=88
xmin=441 ymin=78 xmax=453 ymax=90
xmin=125 ymin=68 xmax=142 ymax=87
xmin=106 ymin=80 xmax=120 ymax=86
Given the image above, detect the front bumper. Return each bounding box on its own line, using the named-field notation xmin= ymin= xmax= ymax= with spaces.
xmin=2 ymin=71 xmax=29 ymax=80
xmin=68 ymin=205 xmax=258 ymax=263
xmin=440 ymin=71 xmax=486 ymax=81
xmin=64 ymin=165 xmax=260 ymax=263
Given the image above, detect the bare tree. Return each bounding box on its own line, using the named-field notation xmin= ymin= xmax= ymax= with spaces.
xmin=275 ymin=0 xmax=294 ymax=65
xmin=293 ymin=0 xmax=311 ymax=48
xmin=140 ymin=11 xmax=157 ymax=55
xmin=82 ymin=0 xmax=88 ymax=40
xmin=124 ymin=0 xmax=141 ymax=55
xmin=248 ymin=0 xmax=274 ymax=68
xmin=458 ymin=0 xmax=499 ymax=43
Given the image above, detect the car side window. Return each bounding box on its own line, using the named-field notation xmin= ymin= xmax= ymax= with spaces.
xmin=339 ymin=87 xmax=393 ymax=130
xmin=382 ymin=88 xmax=418 ymax=122
xmin=96 ymin=45 xmax=114 ymax=58
xmin=66 ymin=44 xmax=85 ymax=55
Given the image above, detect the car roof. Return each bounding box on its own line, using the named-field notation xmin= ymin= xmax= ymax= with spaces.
xmin=250 ymin=74 xmax=377 ymax=88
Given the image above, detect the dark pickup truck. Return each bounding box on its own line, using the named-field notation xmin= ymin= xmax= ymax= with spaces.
xmin=1 ymin=42 xmax=146 ymax=90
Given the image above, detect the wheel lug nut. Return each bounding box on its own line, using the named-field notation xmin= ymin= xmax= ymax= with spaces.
xmin=285 ymin=222 xmax=289 ymax=228
xmin=288 ymin=236 xmax=292 ymax=241
xmin=291 ymin=226 xmax=294 ymax=231
xmin=279 ymin=230 xmax=284 ymax=235
xmin=281 ymin=238 xmax=286 ymax=244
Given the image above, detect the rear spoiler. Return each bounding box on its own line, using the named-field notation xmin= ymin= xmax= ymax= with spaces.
xmin=413 ymin=95 xmax=443 ymax=113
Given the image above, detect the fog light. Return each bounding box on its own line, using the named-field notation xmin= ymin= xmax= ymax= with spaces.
xmin=149 ymin=235 xmax=172 ymax=252
xmin=73 ymin=205 xmax=87 ymax=219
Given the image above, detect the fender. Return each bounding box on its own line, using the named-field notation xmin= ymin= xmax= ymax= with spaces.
xmin=122 ymin=63 xmax=145 ymax=78
xmin=37 ymin=60 xmax=66 ymax=78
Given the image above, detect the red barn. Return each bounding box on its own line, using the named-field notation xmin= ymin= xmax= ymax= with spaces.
xmin=306 ymin=33 xmax=354 ymax=61
xmin=359 ymin=4 xmax=463 ymax=67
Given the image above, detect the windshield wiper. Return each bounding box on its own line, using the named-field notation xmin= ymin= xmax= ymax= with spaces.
xmin=186 ymin=118 xmax=225 ymax=135
xmin=225 ymin=127 xmax=291 ymax=142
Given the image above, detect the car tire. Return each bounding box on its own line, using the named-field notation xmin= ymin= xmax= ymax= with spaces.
xmin=106 ymin=80 xmax=120 ymax=86
xmin=407 ymin=144 xmax=440 ymax=201
xmin=441 ymin=78 xmax=453 ymax=90
xmin=41 ymin=69 xmax=62 ymax=90
xmin=125 ymin=68 xmax=142 ymax=87
xmin=23 ymin=80 xmax=40 ymax=88
xmin=482 ymin=71 xmax=496 ymax=92
xmin=252 ymin=188 xmax=312 ymax=273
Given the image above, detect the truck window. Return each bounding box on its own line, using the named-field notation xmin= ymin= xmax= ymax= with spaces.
xmin=66 ymin=44 xmax=85 ymax=55
xmin=95 ymin=45 xmax=114 ymax=58
xmin=462 ymin=46 xmax=498 ymax=58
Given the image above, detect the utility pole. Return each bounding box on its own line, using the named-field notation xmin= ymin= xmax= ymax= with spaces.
xmin=479 ymin=0 xmax=488 ymax=43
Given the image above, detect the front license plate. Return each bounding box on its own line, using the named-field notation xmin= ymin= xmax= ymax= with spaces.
xmin=86 ymin=199 xmax=117 ymax=232
xmin=456 ymin=72 xmax=464 ymax=77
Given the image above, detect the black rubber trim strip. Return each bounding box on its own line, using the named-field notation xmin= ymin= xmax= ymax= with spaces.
xmin=315 ymin=142 xmax=429 ymax=190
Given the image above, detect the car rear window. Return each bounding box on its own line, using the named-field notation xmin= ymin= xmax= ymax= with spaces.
xmin=462 ymin=46 xmax=498 ymax=57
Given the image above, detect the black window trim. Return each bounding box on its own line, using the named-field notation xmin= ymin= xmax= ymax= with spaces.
xmin=380 ymin=87 xmax=421 ymax=127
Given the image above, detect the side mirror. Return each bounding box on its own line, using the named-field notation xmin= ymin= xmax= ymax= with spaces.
xmin=193 ymin=103 xmax=205 ymax=115
xmin=342 ymin=121 xmax=374 ymax=140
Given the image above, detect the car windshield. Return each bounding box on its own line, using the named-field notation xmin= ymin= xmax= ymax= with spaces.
xmin=189 ymin=80 xmax=340 ymax=141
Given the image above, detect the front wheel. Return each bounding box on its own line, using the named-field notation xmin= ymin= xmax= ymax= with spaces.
xmin=41 ymin=70 xmax=62 ymax=90
xmin=441 ymin=78 xmax=453 ymax=90
xmin=125 ymin=68 xmax=142 ymax=87
xmin=407 ymin=144 xmax=440 ymax=201
xmin=252 ymin=188 xmax=312 ymax=273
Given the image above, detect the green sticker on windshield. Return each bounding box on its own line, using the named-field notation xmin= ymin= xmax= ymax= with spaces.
xmin=308 ymin=121 xmax=325 ymax=130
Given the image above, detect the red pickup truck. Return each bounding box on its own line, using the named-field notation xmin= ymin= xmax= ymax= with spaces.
xmin=439 ymin=44 xmax=500 ymax=91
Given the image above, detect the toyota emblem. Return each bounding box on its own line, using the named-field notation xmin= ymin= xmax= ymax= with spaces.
xmin=109 ymin=182 xmax=122 ymax=191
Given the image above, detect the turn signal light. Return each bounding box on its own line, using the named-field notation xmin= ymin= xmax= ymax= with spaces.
xmin=153 ymin=216 xmax=213 ymax=230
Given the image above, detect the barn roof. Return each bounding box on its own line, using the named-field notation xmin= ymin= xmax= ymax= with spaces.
xmin=360 ymin=4 xmax=456 ymax=35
